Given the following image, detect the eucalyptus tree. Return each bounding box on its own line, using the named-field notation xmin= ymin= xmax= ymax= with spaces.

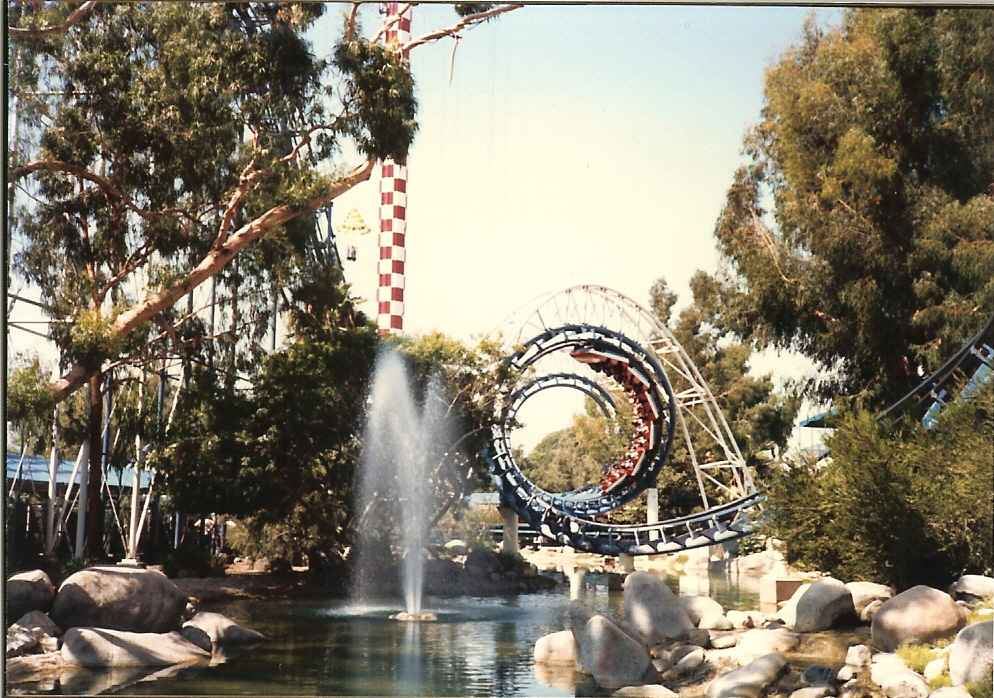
xmin=7 ymin=0 xmax=522 ymax=555
xmin=706 ymin=9 xmax=994 ymax=407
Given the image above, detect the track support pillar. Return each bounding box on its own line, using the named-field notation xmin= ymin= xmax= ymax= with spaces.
xmin=499 ymin=505 xmax=519 ymax=556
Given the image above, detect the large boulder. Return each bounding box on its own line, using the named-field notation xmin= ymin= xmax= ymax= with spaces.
xmin=679 ymin=596 xmax=725 ymax=626
xmin=947 ymin=621 xmax=992 ymax=686
xmin=61 ymin=627 xmax=210 ymax=667
xmin=182 ymin=612 xmax=265 ymax=649
xmin=845 ymin=582 xmax=894 ymax=621
xmin=736 ymin=628 xmax=799 ymax=662
xmin=706 ymin=653 xmax=787 ymax=698
xmin=51 ymin=566 xmax=189 ymax=633
xmin=948 ymin=575 xmax=994 ymax=601
xmin=5 ymin=611 xmax=62 ymax=658
xmin=623 ymin=572 xmax=694 ymax=644
xmin=534 ymin=630 xmax=578 ymax=666
xmin=6 ymin=570 xmax=56 ymax=621
xmin=869 ymin=653 xmax=928 ymax=698
xmin=777 ymin=583 xmax=811 ymax=628
xmin=793 ymin=578 xmax=856 ymax=632
xmin=577 ymin=613 xmax=652 ymax=690
xmin=871 ymin=586 xmax=965 ymax=651
xmin=464 ymin=548 xmax=501 ymax=578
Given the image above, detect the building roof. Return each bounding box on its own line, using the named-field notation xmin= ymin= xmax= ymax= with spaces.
xmin=6 ymin=453 xmax=153 ymax=490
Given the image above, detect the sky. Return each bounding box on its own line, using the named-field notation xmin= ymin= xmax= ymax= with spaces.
xmin=7 ymin=3 xmax=842 ymax=451
xmin=315 ymin=4 xmax=842 ymax=448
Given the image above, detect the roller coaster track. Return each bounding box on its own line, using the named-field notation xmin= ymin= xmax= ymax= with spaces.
xmin=484 ymin=285 xmax=760 ymax=556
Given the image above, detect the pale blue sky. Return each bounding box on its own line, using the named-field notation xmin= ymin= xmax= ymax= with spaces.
xmin=321 ymin=4 xmax=841 ymax=342
xmin=314 ymin=4 xmax=843 ymax=447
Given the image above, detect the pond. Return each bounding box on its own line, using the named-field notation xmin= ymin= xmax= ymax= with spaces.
xmin=27 ymin=571 xmax=762 ymax=696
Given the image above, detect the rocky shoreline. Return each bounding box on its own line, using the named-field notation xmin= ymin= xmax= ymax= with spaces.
xmin=532 ymin=571 xmax=994 ymax=698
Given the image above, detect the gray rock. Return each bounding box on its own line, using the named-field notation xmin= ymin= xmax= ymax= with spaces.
xmin=736 ymin=628 xmax=799 ymax=662
xmin=710 ymin=632 xmax=738 ymax=649
xmin=700 ymin=613 xmax=734 ymax=630
xmin=870 ymin=653 xmax=928 ymax=698
xmin=837 ymin=665 xmax=856 ymax=682
xmin=581 ymin=614 xmax=652 ymax=691
xmin=182 ymin=611 xmax=265 ymax=647
xmin=443 ymin=539 xmax=468 ymax=554
xmin=726 ymin=610 xmax=766 ymax=629
xmin=613 ymin=685 xmax=678 ymax=698
xmin=686 ymin=628 xmax=711 ymax=647
xmin=6 ymin=623 xmax=41 ymax=657
xmin=947 ymin=620 xmax=992 ymax=686
xmin=534 ymin=630 xmax=578 ymax=665
xmin=948 ymin=575 xmax=994 ymax=601
xmin=706 ymin=652 xmax=787 ymax=698
xmin=802 ymin=665 xmax=837 ymax=686
xmin=791 ymin=688 xmax=836 ymax=698
xmin=60 ymin=627 xmax=210 ymax=667
xmin=846 ymin=581 xmax=894 ymax=620
xmin=179 ymin=625 xmax=213 ymax=653
xmin=922 ymin=657 xmax=945 ymax=682
xmin=861 ymin=599 xmax=885 ymax=623
xmin=679 ymin=596 xmax=725 ymax=626
xmin=6 ymin=611 xmax=63 ymax=658
xmin=6 ymin=570 xmax=56 ymax=620
xmin=928 ymin=688 xmax=972 ymax=698
xmin=52 ymin=567 xmax=189 ymax=634
xmin=845 ymin=644 xmax=872 ymax=667
xmin=794 ymin=578 xmax=856 ymax=632
xmin=871 ymin=586 xmax=966 ymax=652
xmin=464 ymin=548 xmax=501 ymax=577
xmin=15 ymin=610 xmax=62 ymax=637
xmin=624 ymin=572 xmax=694 ymax=644
xmin=673 ymin=647 xmax=705 ymax=675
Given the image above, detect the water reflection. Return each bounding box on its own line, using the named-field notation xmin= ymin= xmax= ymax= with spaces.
xmin=18 ymin=569 xmax=762 ymax=696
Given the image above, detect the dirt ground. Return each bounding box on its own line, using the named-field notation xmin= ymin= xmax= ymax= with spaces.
xmin=167 ymin=562 xmax=329 ymax=606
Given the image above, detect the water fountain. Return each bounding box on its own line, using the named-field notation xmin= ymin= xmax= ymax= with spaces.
xmin=352 ymin=349 xmax=452 ymax=621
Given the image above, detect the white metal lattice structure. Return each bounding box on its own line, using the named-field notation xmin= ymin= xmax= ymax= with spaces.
xmin=495 ymin=284 xmax=755 ymax=514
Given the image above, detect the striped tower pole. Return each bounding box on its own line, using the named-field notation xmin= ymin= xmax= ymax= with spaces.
xmin=377 ymin=2 xmax=412 ymax=335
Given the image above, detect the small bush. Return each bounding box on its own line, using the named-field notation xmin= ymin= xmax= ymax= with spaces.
xmin=967 ymin=675 xmax=994 ymax=698
xmin=762 ymin=385 xmax=994 ymax=589
xmin=896 ymin=643 xmax=935 ymax=673
xmin=928 ymin=675 xmax=952 ymax=691
xmin=162 ymin=542 xmax=225 ymax=578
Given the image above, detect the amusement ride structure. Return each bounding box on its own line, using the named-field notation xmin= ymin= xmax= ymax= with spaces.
xmin=481 ymin=286 xmax=994 ymax=557
xmin=484 ymin=285 xmax=762 ymax=556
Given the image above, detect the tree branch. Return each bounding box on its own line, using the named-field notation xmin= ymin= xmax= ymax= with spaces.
xmin=403 ymin=4 xmax=523 ymax=52
xmin=9 ymin=0 xmax=98 ymax=39
xmin=48 ymin=159 xmax=377 ymax=402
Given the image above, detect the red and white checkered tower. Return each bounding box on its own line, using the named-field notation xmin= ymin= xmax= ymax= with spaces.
xmin=377 ymin=2 xmax=413 ymax=334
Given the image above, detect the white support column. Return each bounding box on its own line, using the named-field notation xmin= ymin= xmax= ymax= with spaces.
xmin=568 ymin=566 xmax=587 ymax=600
xmin=45 ymin=407 xmax=59 ymax=554
xmin=73 ymin=441 xmax=90 ymax=560
xmin=646 ymin=487 xmax=659 ymax=541
xmin=618 ymin=553 xmax=635 ymax=573
xmin=499 ymin=505 xmax=519 ymax=556
xmin=124 ymin=377 xmax=145 ymax=564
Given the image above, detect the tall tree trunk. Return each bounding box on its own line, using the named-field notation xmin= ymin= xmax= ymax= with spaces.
xmin=84 ymin=374 xmax=104 ymax=559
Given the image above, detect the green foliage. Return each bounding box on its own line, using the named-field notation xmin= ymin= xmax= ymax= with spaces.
xmin=928 ymin=674 xmax=952 ymax=691
xmin=7 ymin=355 xmax=56 ymax=428
xmin=967 ymin=675 xmax=994 ymax=698
xmin=896 ymin=642 xmax=937 ymax=673
xmin=707 ymin=9 xmax=994 ymax=407
xmin=454 ymin=3 xmax=497 ymax=17
xmin=762 ymin=384 xmax=994 ymax=589
xmin=161 ymin=541 xmax=226 ymax=579
xmin=334 ymin=38 xmax=418 ymax=162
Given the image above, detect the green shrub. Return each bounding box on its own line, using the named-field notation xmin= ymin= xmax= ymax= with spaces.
xmin=762 ymin=385 xmax=994 ymax=589
xmin=161 ymin=542 xmax=225 ymax=579
xmin=896 ymin=643 xmax=936 ymax=673
xmin=967 ymin=674 xmax=994 ymax=698
xmin=928 ymin=675 xmax=952 ymax=691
